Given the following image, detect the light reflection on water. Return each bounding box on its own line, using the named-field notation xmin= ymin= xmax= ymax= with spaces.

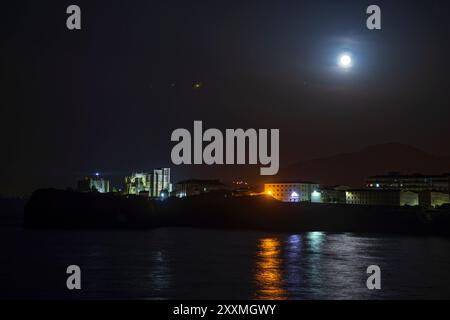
xmin=285 ymin=234 xmax=302 ymax=293
xmin=2 ymin=227 xmax=450 ymax=299
xmin=254 ymin=232 xmax=327 ymax=300
xmin=304 ymin=232 xmax=325 ymax=298
xmin=255 ymin=238 xmax=287 ymax=300
xmin=149 ymin=251 xmax=171 ymax=296
xmin=252 ymin=231 xmax=450 ymax=300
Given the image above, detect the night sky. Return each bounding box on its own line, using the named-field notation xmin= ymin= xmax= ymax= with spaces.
xmin=2 ymin=0 xmax=450 ymax=196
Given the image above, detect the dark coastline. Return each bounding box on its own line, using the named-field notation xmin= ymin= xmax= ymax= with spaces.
xmin=21 ymin=189 xmax=450 ymax=236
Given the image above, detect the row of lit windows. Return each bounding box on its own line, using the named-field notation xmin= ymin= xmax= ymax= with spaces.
xmin=271 ymin=194 xmax=303 ymax=198
xmin=347 ymin=195 xmax=397 ymax=200
xmin=270 ymin=187 xmax=307 ymax=192
xmin=267 ymin=189 xmax=310 ymax=194
xmin=266 ymin=184 xmax=316 ymax=188
xmin=347 ymin=201 xmax=396 ymax=205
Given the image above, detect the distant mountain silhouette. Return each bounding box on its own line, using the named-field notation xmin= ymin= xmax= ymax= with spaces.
xmin=278 ymin=143 xmax=450 ymax=187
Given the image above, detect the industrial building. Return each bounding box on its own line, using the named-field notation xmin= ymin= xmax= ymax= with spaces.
xmin=77 ymin=174 xmax=110 ymax=193
xmin=125 ymin=173 xmax=150 ymax=195
xmin=312 ymin=186 xmax=349 ymax=204
xmin=264 ymin=181 xmax=320 ymax=202
xmin=366 ymin=173 xmax=450 ymax=193
xmin=125 ymin=168 xmax=172 ymax=198
xmin=419 ymin=191 xmax=450 ymax=208
xmin=345 ymin=189 xmax=418 ymax=206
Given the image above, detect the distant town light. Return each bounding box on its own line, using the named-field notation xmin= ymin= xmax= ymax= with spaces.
xmin=291 ymin=191 xmax=299 ymax=198
xmin=193 ymin=82 xmax=203 ymax=89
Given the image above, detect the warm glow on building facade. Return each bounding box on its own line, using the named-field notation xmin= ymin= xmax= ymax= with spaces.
xmin=264 ymin=182 xmax=319 ymax=202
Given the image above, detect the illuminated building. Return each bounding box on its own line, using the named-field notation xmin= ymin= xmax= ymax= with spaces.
xmin=419 ymin=191 xmax=450 ymax=208
xmin=264 ymin=181 xmax=319 ymax=202
xmin=311 ymin=186 xmax=350 ymax=204
xmin=366 ymin=173 xmax=450 ymax=192
xmin=321 ymin=189 xmax=346 ymax=204
xmin=150 ymin=168 xmax=172 ymax=197
xmin=125 ymin=168 xmax=172 ymax=198
xmin=174 ymin=179 xmax=226 ymax=197
xmin=345 ymin=189 xmax=418 ymax=206
xmin=125 ymin=173 xmax=150 ymax=195
xmin=77 ymin=174 xmax=110 ymax=193
xmin=310 ymin=190 xmax=322 ymax=203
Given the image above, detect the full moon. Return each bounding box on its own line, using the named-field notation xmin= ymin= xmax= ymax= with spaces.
xmin=338 ymin=54 xmax=352 ymax=68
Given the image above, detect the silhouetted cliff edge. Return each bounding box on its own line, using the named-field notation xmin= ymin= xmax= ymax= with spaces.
xmin=24 ymin=189 xmax=450 ymax=236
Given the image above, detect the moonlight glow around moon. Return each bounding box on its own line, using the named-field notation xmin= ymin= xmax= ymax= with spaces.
xmin=338 ymin=54 xmax=352 ymax=69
